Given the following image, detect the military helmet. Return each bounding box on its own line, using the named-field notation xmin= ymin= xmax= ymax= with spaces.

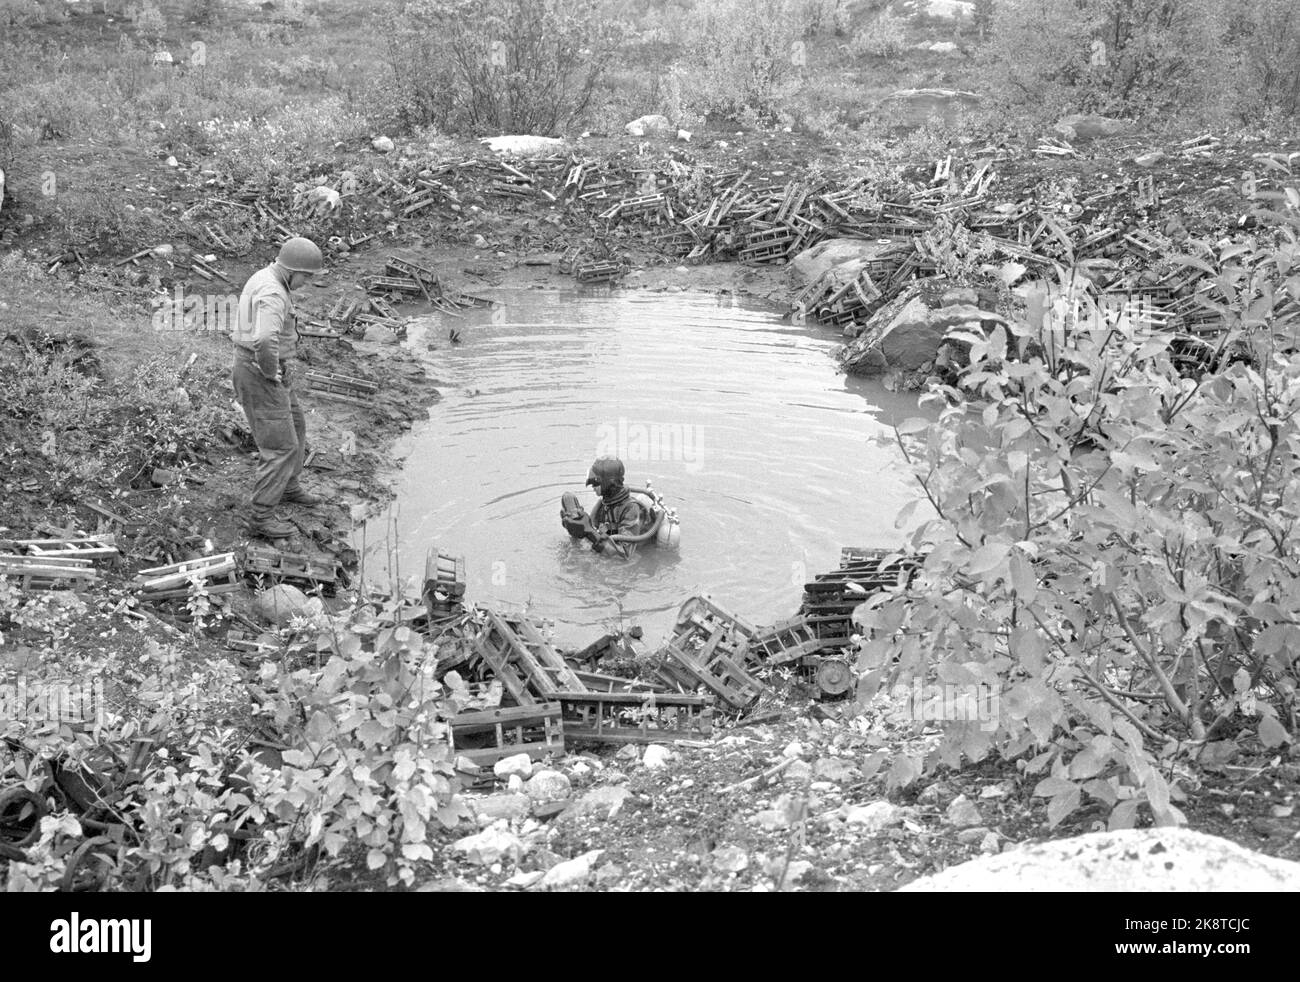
xmin=275 ymin=236 xmax=324 ymax=273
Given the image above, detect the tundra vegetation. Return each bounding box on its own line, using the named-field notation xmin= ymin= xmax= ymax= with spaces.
xmin=0 ymin=0 xmax=1297 ymax=889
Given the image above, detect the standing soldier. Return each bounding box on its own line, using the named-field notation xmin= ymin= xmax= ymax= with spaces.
xmin=231 ymin=237 xmax=324 ymax=539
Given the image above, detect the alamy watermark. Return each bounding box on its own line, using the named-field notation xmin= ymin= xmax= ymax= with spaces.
xmin=890 ymin=679 xmax=1000 ymax=732
xmin=595 ymin=418 xmax=704 ymax=473
xmin=0 ymin=677 xmax=105 ymax=725
xmin=151 ymin=289 xmax=238 ymax=332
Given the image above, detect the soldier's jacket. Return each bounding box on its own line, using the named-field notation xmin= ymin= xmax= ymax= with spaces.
xmin=231 ymin=265 xmax=296 ymax=379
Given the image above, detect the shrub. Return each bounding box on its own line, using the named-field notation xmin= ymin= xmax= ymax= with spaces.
xmin=848 ymin=10 xmax=910 ymax=58
xmin=386 ymin=0 xmax=624 ymax=135
xmin=858 ymin=206 xmax=1300 ymax=830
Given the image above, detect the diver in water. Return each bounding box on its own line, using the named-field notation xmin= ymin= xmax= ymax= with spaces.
xmin=560 ymin=457 xmax=647 ymax=559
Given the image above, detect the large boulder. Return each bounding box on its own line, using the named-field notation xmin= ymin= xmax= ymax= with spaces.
xmin=1053 ymin=113 xmax=1132 ymax=142
xmin=839 ymin=279 xmax=1005 ymax=378
xmin=899 ymin=828 xmax=1300 ymax=892
xmin=879 ymin=88 xmax=981 ymax=130
xmin=253 ymin=584 xmax=311 ymax=626
xmin=791 ymin=238 xmax=896 ymax=288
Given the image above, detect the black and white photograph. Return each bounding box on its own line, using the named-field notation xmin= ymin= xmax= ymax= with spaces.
xmin=0 ymin=0 xmax=1294 ymax=945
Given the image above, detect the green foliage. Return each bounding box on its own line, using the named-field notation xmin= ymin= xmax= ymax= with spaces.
xmin=386 ymin=0 xmax=624 ymax=135
xmin=979 ymin=0 xmax=1228 ymax=121
xmin=3 ymin=600 xmax=470 ymax=891
xmin=859 ymin=206 xmax=1300 ymax=831
xmin=848 ymin=10 xmax=910 ymax=58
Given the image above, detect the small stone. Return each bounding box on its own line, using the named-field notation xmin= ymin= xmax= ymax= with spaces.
xmin=471 ymin=234 xmax=489 ymax=248
xmin=782 ymin=741 xmax=804 ymax=758
xmin=615 ymin=745 xmax=640 ymax=763
xmin=844 ymin=801 xmax=902 ymax=832
xmin=451 ymin=826 xmax=523 ymax=866
xmin=980 ymin=832 xmax=1000 ymax=854
xmin=470 ymin=793 xmax=530 ymax=825
xmin=165 ymin=156 xmax=178 ymax=168
xmin=562 ymin=785 xmax=631 ymax=821
xmin=957 ymin=826 xmax=990 ymax=845
xmin=525 ymin=769 xmax=571 ymax=804
xmin=1271 ymin=805 xmax=1294 ymax=819
xmin=754 ymin=809 xmax=791 ymax=831
xmin=642 ymin=744 xmax=671 ymax=770
xmin=779 ymin=860 xmax=814 ymax=889
xmin=540 ymin=849 xmax=603 ymax=890
xmin=946 ymin=794 xmax=984 ymax=828
xmin=507 ymin=774 xmax=524 ymax=792
xmin=151 ymin=243 xmax=174 ymax=257
xmin=150 ymin=467 xmax=177 ymax=486
xmin=372 ymin=135 xmax=395 ymax=153
xmin=712 ymin=845 xmax=749 ymax=873
xmin=676 ymin=129 xmax=691 ymax=142
xmin=505 ymin=869 xmax=545 ymax=889
xmin=362 ymin=325 xmax=399 ymax=344
xmin=493 ymin=753 xmax=534 ymax=780
xmin=813 ymin=757 xmax=858 ymax=782
xmin=782 ymin=760 xmax=814 ymax=786
xmin=1134 ymin=150 xmax=1165 ymax=167
xmin=594 ymin=862 xmax=624 ymax=887
xmin=917 ymin=783 xmax=946 ymax=805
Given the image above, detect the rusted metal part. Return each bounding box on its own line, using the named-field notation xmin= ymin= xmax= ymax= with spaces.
xmin=3 ymin=534 xmax=118 ymax=560
xmin=302 ymin=369 xmax=378 ymax=400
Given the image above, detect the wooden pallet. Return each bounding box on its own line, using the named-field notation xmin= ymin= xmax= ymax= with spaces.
xmin=570 ymin=669 xmax=667 ymax=694
xmin=302 ymin=369 xmax=378 ymax=400
xmin=470 ymin=607 xmax=590 ymax=705
xmin=242 ymin=544 xmax=338 ymax=589
xmin=3 ymin=534 xmax=119 ymax=560
xmin=449 ymin=702 xmax=565 ymax=767
xmin=743 ymin=614 xmax=838 ymax=666
xmin=556 ymin=691 xmax=712 ymax=745
xmin=0 ymin=555 xmax=96 ymax=591
xmin=134 ymin=553 xmax=239 ymax=601
xmin=658 ymin=596 xmax=767 ymax=710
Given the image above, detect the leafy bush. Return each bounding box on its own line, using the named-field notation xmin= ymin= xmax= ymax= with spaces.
xmin=978 ymin=0 xmax=1227 ymax=121
xmin=857 ymin=207 xmax=1300 ymax=830
xmin=848 ymin=10 xmax=910 ymax=58
xmin=669 ymin=0 xmax=809 ymax=124
xmin=386 ymin=0 xmax=624 ymax=135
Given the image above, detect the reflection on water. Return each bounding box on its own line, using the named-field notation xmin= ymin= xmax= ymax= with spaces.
xmin=365 ymin=288 xmax=927 ymax=647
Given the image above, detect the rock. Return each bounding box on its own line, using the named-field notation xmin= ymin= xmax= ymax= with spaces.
xmin=507 ymin=774 xmax=524 ymax=792
xmin=253 ymin=584 xmax=311 ymax=626
xmin=844 ymin=801 xmax=903 ymax=832
xmin=946 ymin=795 xmax=984 ymax=828
xmin=791 ymin=238 xmax=895 ymax=288
xmin=980 ymin=832 xmax=1000 ymax=854
xmin=150 ymin=467 xmax=178 ymax=486
xmin=451 ymin=826 xmax=523 ymax=866
xmin=593 ymin=862 xmax=624 ymax=888
xmin=1134 ymin=150 xmax=1166 ymax=167
xmin=362 ymin=325 xmax=399 ymax=344
xmin=781 ymin=741 xmax=804 ymax=759
xmin=956 ymin=826 xmax=990 ymax=844
xmin=1053 ymin=113 xmax=1132 ymax=142
xmin=676 ymin=129 xmax=692 ymax=142
xmin=641 ymin=744 xmax=671 ymax=770
xmin=371 ymin=135 xmax=395 ymax=153
xmin=898 ymin=828 xmax=1300 ymax=892
xmin=782 ymin=760 xmax=814 ymax=786
xmin=880 ymin=88 xmax=981 ymax=130
xmin=470 ymin=793 xmax=530 ymax=824
xmin=164 ymin=156 xmax=178 ymax=168
xmin=524 ymin=769 xmax=571 ymax=804
xmin=152 ymin=243 xmax=174 ymax=257
xmin=754 ymin=808 xmax=791 ymax=831
xmin=561 ymin=785 xmax=631 ymax=821
xmin=479 ymin=135 xmax=567 ymax=156
xmin=540 ymin=849 xmax=603 ymax=890
xmin=493 ymin=753 xmax=534 ymax=781
xmin=778 ymin=859 xmax=814 ymax=889
xmin=712 ymin=845 xmax=750 ymax=874
xmin=470 ymin=234 xmax=489 ymax=249
xmin=929 ymin=41 xmax=958 ymax=54
xmin=839 ymin=281 xmax=1006 ymax=377
xmin=615 ymin=745 xmax=640 ymax=763
xmin=417 ymin=876 xmax=484 ymax=892
xmin=152 ymin=50 xmax=174 ymax=65
xmin=925 ymin=0 xmax=973 ymax=17
xmin=505 ymin=869 xmax=545 ymax=889
xmin=813 ymin=757 xmax=858 ymax=783
xmin=624 ymin=114 xmax=672 ymax=137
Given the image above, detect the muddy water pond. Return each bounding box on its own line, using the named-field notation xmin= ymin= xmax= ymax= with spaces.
xmin=365 ymin=289 xmax=926 ymax=647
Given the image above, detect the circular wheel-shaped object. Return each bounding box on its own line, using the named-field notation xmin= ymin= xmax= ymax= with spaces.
xmin=0 ymin=787 xmax=46 ymax=849
xmin=61 ymin=835 xmax=117 ymax=893
xmin=815 ymin=658 xmax=853 ymax=699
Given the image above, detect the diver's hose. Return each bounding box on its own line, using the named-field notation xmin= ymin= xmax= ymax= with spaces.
xmin=608 ymin=490 xmax=667 ymax=544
